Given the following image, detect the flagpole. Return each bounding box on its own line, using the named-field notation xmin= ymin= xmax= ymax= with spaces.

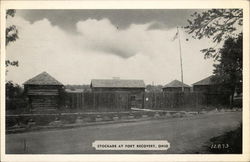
xmin=177 ymin=27 xmax=184 ymax=92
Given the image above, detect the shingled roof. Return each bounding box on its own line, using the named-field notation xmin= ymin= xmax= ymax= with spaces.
xmin=23 ymin=72 xmax=63 ymax=85
xmin=91 ymin=79 xmax=145 ymax=88
xmin=193 ymin=75 xmax=215 ymax=86
xmin=163 ymin=80 xmax=190 ymax=88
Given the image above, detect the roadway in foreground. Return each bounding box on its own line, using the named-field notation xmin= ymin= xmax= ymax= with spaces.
xmin=6 ymin=112 xmax=242 ymax=154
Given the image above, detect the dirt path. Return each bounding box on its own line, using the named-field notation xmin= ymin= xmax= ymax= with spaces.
xmin=6 ymin=112 xmax=242 ymax=154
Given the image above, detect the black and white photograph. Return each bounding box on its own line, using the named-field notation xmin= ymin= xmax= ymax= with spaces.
xmin=1 ymin=0 xmax=249 ymax=161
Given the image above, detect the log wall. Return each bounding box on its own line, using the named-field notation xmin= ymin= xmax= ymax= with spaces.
xmin=25 ymin=85 xmax=63 ymax=111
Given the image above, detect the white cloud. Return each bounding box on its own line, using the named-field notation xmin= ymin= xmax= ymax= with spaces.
xmin=6 ymin=16 xmax=214 ymax=86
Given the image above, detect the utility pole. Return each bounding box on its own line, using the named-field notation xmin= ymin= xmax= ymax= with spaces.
xmin=177 ymin=27 xmax=184 ymax=92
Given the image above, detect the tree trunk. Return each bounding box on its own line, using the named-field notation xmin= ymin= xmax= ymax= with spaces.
xmin=230 ymin=86 xmax=236 ymax=108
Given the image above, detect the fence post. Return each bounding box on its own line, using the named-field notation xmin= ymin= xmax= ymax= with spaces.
xmin=127 ymin=93 xmax=130 ymax=110
xmin=81 ymin=92 xmax=84 ymax=110
xmin=142 ymin=92 xmax=145 ymax=109
xmin=154 ymin=93 xmax=156 ymax=109
xmin=23 ymin=138 xmax=27 ymax=153
xmin=93 ymin=92 xmax=96 ymax=110
xmin=195 ymin=92 xmax=198 ymax=108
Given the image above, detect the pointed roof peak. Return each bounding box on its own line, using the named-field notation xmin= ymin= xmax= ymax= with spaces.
xmin=41 ymin=71 xmax=48 ymax=74
xmin=23 ymin=71 xmax=63 ymax=86
xmin=193 ymin=75 xmax=215 ymax=86
xmin=163 ymin=80 xmax=190 ymax=88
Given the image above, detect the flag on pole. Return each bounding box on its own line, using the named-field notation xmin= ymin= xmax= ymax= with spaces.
xmin=171 ymin=29 xmax=179 ymax=41
xmin=171 ymin=27 xmax=185 ymax=92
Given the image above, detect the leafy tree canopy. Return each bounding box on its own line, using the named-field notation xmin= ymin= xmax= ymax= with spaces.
xmin=6 ymin=9 xmax=19 ymax=68
xmin=146 ymin=85 xmax=163 ymax=92
xmin=6 ymin=81 xmax=24 ymax=99
xmin=213 ymin=33 xmax=242 ymax=94
xmin=185 ymin=9 xmax=242 ymax=60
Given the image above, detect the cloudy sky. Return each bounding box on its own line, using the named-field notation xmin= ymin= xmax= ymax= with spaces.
xmin=6 ymin=9 xmax=215 ymax=86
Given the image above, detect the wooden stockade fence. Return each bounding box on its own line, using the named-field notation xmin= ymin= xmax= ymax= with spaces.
xmin=65 ymin=92 xmax=230 ymax=110
xmin=143 ymin=92 xmax=230 ymax=109
xmin=66 ymin=92 xmax=132 ymax=111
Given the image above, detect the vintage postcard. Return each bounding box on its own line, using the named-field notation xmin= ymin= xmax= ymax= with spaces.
xmin=1 ymin=0 xmax=249 ymax=162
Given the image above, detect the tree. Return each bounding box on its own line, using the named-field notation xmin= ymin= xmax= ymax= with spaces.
xmin=185 ymin=9 xmax=242 ymax=60
xmin=6 ymin=81 xmax=23 ymax=99
xmin=185 ymin=9 xmax=243 ymax=107
xmin=5 ymin=10 xmax=23 ymax=111
xmin=145 ymin=85 xmax=163 ymax=92
xmin=6 ymin=9 xmax=19 ymax=68
xmin=6 ymin=81 xmax=27 ymax=111
xmin=212 ymin=33 xmax=242 ymax=104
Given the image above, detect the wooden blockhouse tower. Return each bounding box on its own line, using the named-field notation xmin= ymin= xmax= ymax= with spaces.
xmin=23 ymin=72 xmax=64 ymax=111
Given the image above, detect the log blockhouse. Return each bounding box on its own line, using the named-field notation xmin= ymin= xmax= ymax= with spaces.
xmin=23 ymin=72 xmax=64 ymax=111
